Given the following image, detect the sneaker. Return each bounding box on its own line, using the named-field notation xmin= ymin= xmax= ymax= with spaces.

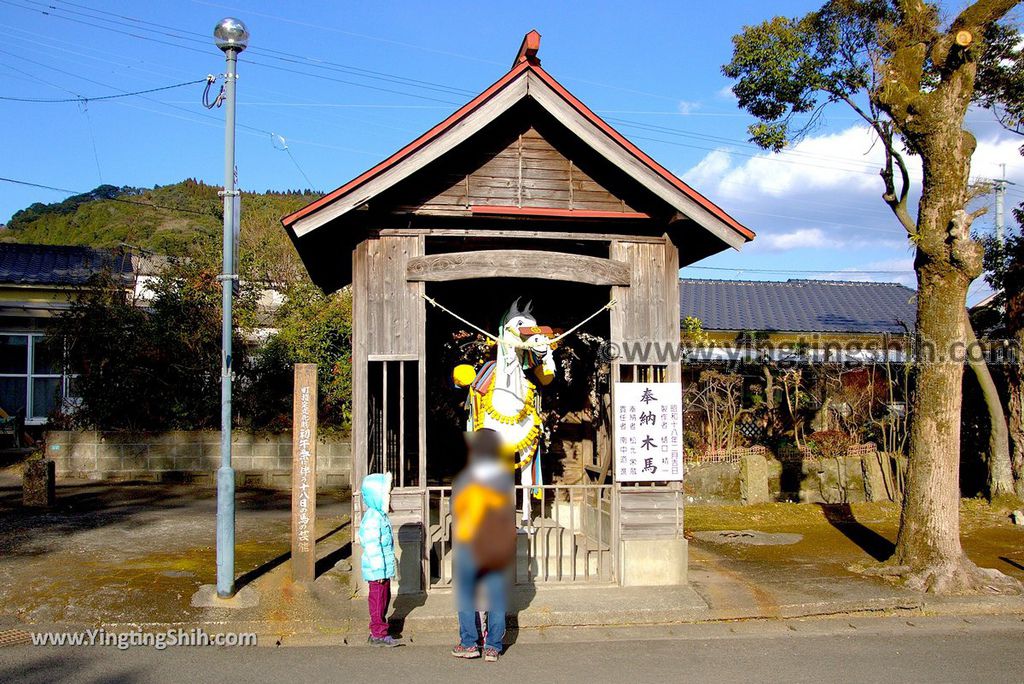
xmin=368 ymin=635 xmax=403 ymax=648
xmin=451 ymin=644 xmax=480 ymax=659
xmin=483 ymin=647 xmax=500 ymax=662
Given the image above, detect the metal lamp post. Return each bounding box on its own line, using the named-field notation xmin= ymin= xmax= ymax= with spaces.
xmin=213 ymin=16 xmax=248 ymax=599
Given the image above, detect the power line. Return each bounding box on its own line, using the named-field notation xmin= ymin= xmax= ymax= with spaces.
xmin=5 ymin=0 xmax=468 ymax=104
xmin=608 ymin=117 xmax=883 ymax=173
xmin=51 ymin=0 xmax=478 ymax=96
xmin=0 ymin=78 xmax=206 ymax=102
xmin=0 ymin=25 xmax=410 ymax=145
xmin=10 ymin=0 xmax=979 ymax=187
xmin=0 ymin=48 xmax=383 ymax=156
xmin=21 ymin=0 xmax=885 ymax=171
xmin=0 ymin=176 xmax=215 ymax=216
xmin=13 ymin=0 xmax=1016 ymax=185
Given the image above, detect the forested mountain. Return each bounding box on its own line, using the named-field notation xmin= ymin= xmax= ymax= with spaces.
xmin=2 ymin=179 xmax=321 ymax=282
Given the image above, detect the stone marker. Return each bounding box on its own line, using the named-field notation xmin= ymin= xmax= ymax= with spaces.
xmin=861 ymin=453 xmax=888 ymax=502
xmin=739 ymin=452 xmax=769 ymax=504
xmin=291 ymin=364 xmax=318 ymax=583
xmin=23 ymin=459 xmax=55 ymax=507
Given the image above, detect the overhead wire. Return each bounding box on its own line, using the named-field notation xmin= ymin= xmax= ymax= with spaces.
xmin=0 ymin=176 xmax=215 ymax=216
xmin=12 ymin=0 xmax=1001 ymax=184
xmin=0 ymin=78 xmax=206 ymax=102
xmin=0 ymin=24 xmax=424 ymax=140
xmin=5 ymin=0 xmax=1019 ymax=230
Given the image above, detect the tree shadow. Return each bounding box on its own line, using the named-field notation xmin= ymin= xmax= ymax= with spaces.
xmin=999 ymin=556 xmax=1024 ymax=573
xmin=818 ymin=503 xmax=895 ymax=562
xmin=0 ymin=481 xmax=247 ymax=558
xmin=778 ymin=453 xmax=803 ymax=502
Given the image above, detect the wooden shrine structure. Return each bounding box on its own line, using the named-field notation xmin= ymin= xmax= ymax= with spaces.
xmin=283 ymin=31 xmax=754 ymax=591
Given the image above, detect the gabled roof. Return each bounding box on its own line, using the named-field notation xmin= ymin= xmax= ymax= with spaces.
xmin=282 ymin=31 xmax=754 ymax=250
xmin=679 ymin=278 xmax=917 ymax=334
xmin=0 ymin=243 xmax=133 ymax=286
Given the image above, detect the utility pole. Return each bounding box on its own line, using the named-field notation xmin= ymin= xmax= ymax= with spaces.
xmin=995 ymin=163 xmax=1008 ymax=247
xmin=212 ymin=16 xmax=249 ymax=600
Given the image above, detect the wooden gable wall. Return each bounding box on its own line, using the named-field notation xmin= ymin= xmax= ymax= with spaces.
xmin=393 ymin=120 xmax=649 ymax=217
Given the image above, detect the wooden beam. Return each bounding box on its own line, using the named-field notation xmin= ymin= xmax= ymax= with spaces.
xmin=377 ymin=227 xmax=668 ymax=243
xmin=470 ymin=205 xmax=652 ymax=220
xmin=406 ymin=249 xmax=631 ymax=285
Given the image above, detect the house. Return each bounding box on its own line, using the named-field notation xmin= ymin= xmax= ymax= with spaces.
xmin=0 ymin=243 xmax=133 ymax=425
xmin=679 ymin=278 xmax=917 ymax=363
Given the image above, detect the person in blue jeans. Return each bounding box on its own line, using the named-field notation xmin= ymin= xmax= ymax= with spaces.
xmin=453 ymin=543 xmax=507 ymax=660
xmin=450 ymin=429 xmax=515 ymax=662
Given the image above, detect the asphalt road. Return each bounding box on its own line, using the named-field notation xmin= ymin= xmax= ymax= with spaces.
xmin=2 ymin=615 xmax=1022 ymax=683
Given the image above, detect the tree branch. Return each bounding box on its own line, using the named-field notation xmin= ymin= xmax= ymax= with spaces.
xmin=951 ymin=0 xmax=1020 ymax=33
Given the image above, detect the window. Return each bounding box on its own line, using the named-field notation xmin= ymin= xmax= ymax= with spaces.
xmin=0 ymin=333 xmax=75 ymax=424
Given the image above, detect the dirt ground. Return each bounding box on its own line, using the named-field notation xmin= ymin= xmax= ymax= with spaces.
xmin=0 ymin=475 xmax=351 ymax=626
xmin=685 ymin=499 xmax=1024 ymax=583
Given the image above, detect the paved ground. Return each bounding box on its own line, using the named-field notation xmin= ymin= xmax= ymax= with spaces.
xmin=1 ymin=615 xmax=1022 ymax=683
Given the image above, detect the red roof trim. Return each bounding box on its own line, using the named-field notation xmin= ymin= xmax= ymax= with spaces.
xmin=471 ymin=205 xmax=651 ymax=220
xmin=283 ymin=53 xmax=754 ymax=243
xmin=529 ymin=65 xmax=755 ymax=240
xmin=513 ymin=30 xmax=542 ymax=68
xmin=282 ymin=60 xmax=532 ymax=228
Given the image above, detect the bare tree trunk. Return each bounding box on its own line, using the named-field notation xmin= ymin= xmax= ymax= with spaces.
xmin=964 ymin=313 xmax=1014 ymax=498
xmin=894 ymin=265 xmax=975 ymax=591
xmin=891 ymin=162 xmax=1016 ymax=592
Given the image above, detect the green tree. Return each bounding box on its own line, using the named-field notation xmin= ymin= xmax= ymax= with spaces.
xmin=724 ymin=0 xmax=1021 ymax=592
xmin=240 ymin=280 xmax=353 ymax=431
xmin=53 ymin=258 xmax=256 ymax=431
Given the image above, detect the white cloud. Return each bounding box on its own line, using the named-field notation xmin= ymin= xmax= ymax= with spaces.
xmin=677 ymin=122 xmax=1021 ymax=283
xmin=745 ymin=227 xmax=904 ymax=254
xmin=677 ymin=100 xmax=702 ymax=115
xmin=684 ymin=126 xmax=886 ymax=200
xmin=716 ymin=84 xmax=736 ymax=100
xmin=823 ymin=257 xmax=917 ymax=287
xmin=758 ymin=228 xmax=832 ymax=251
xmin=968 ymin=134 xmax=1024 ymax=183
xmin=685 ymin=124 xmax=1024 ymax=203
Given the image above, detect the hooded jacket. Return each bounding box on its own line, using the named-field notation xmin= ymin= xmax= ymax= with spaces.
xmin=358 ymin=473 xmax=396 ymax=582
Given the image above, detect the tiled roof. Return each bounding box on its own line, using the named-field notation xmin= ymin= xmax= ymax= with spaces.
xmin=679 ymin=278 xmax=917 ymax=334
xmin=0 ymin=243 xmax=133 ymax=286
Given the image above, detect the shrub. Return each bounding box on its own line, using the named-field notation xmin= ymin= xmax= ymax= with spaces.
xmin=806 ymin=429 xmax=852 ymax=460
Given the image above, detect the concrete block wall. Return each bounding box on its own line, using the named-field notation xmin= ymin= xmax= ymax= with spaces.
xmin=45 ymin=430 xmax=352 ymax=491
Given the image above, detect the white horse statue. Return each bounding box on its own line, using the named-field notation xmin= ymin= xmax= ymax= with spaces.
xmin=453 ymin=299 xmax=557 ymax=526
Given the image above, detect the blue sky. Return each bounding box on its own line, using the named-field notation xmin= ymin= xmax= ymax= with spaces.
xmin=1 ymin=0 xmax=1022 ymax=304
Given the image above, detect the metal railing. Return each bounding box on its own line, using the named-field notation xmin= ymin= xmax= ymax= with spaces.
xmin=425 ymin=483 xmax=616 ymax=589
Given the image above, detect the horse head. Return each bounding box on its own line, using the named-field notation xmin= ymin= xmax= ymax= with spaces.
xmin=500 ymin=298 xmax=557 ymax=386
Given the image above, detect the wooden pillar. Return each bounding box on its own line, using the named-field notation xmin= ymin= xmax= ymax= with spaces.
xmin=291 ymin=363 xmax=318 ymax=583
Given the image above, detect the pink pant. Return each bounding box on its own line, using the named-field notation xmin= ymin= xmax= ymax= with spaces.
xmin=368 ymin=579 xmax=391 ymax=638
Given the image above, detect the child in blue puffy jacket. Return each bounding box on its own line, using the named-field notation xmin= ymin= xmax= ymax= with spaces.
xmin=359 ymin=472 xmax=401 ymax=647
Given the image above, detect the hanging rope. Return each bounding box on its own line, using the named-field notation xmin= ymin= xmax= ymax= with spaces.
xmin=419 ymin=293 xmax=615 ymax=348
xmin=548 ymin=299 xmax=616 ymax=345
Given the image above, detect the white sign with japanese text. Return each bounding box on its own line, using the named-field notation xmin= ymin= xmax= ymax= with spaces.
xmin=613 ymin=382 xmax=683 ymax=482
